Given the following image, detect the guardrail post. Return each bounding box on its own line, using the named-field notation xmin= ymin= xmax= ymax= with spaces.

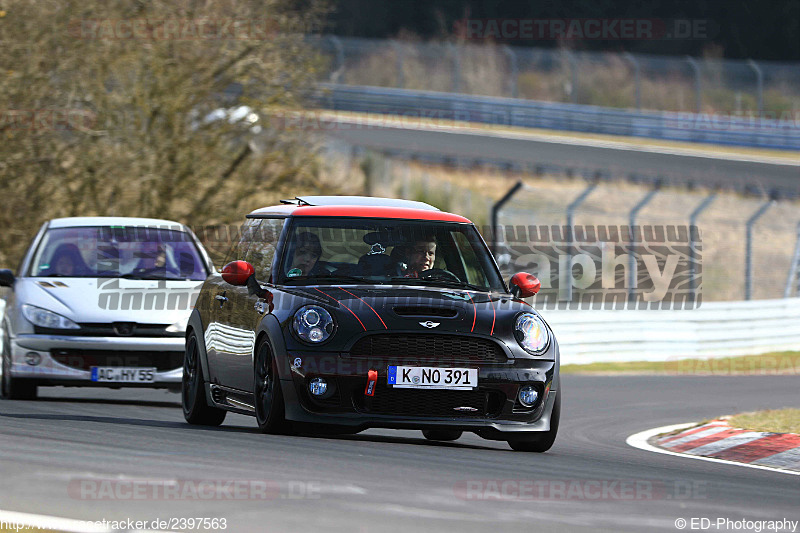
xmin=748 ymin=59 xmax=764 ymax=117
xmin=503 ymin=45 xmax=519 ymax=98
xmin=688 ymin=192 xmax=717 ymax=304
xmin=686 ymin=56 xmax=702 ymax=114
xmin=491 ymin=181 xmax=525 ymax=257
xmin=745 ymin=192 xmax=778 ymax=300
xmin=623 ymin=52 xmax=641 ymax=110
xmin=784 ymin=222 xmax=800 ymax=298
xmin=628 ymin=182 xmax=661 ymax=305
xmin=564 ymin=180 xmax=599 ymax=303
xmin=328 ymin=36 xmax=345 ymax=84
xmin=393 ymin=41 xmax=405 ymax=89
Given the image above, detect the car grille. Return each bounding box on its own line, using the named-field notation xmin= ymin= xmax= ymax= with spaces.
xmin=51 ymin=349 xmax=183 ymax=371
xmin=349 ymin=334 xmax=507 ymax=364
xmin=354 ymin=384 xmax=505 ymax=418
xmin=35 ymin=323 xmax=179 ymax=337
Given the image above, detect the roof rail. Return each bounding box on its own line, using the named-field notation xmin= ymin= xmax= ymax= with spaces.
xmin=282 ymin=196 xmax=439 ymax=210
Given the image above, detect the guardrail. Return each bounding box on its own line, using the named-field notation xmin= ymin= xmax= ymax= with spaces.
xmin=316 ymin=83 xmax=800 ymax=151
xmin=544 ymin=297 xmax=800 ymax=364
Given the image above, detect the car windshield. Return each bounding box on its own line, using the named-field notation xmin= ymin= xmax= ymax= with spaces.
xmin=29 ymin=226 xmax=208 ymax=280
xmin=276 ymin=217 xmax=504 ymax=292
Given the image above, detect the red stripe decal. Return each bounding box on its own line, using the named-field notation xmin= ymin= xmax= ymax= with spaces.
xmin=336 ymin=287 xmax=388 ymax=329
xmin=313 ymin=288 xmax=366 ymax=331
xmin=466 ymin=292 xmax=477 ymax=333
xmin=488 ymin=296 xmax=496 ymax=336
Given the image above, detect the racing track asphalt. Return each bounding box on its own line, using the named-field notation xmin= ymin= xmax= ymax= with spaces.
xmin=322 ymin=125 xmax=800 ymax=196
xmin=0 ymin=375 xmax=798 ymax=533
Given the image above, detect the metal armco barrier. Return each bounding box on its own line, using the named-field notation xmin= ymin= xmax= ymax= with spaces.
xmin=316 ymin=84 xmax=800 ymax=151
xmin=543 ymin=297 xmax=800 ymax=363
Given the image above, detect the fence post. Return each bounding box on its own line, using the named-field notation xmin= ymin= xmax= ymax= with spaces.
xmin=747 ymin=59 xmax=764 ymax=117
xmin=623 ymin=52 xmax=641 ymax=110
xmin=628 ymin=182 xmax=661 ymax=305
xmin=328 ymin=35 xmax=345 ymax=84
xmin=685 ymin=56 xmax=702 ymax=114
xmin=564 ymin=181 xmax=599 ymax=304
xmin=491 ymin=181 xmax=525 ymax=257
xmin=449 ymin=43 xmax=462 ymax=93
xmin=784 ymin=222 xmax=800 ymax=298
xmin=688 ymin=192 xmax=717 ymax=305
xmin=745 ymin=193 xmax=777 ymax=300
xmin=393 ymin=41 xmax=405 ymax=89
xmin=503 ymin=45 xmax=519 ymax=98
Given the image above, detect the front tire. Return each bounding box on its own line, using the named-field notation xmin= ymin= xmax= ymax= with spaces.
xmin=1 ymin=332 xmax=37 ymax=400
xmin=254 ymin=338 xmax=290 ymax=434
xmin=182 ymin=331 xmax=226 ymax=426
xmin=507 ymin=392 xmax=560 ymax=453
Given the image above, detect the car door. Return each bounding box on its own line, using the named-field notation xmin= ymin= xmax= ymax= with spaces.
xmin=204 ymin=219 xmax=257 ymax=387
xmin=220 ymin=217 xmax=285 ymax=392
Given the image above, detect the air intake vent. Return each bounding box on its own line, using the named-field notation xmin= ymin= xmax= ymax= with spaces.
xmin=210 ymin=386 xmax=225 ymax=404
xmin=393 ymin=306 xmax=458 ymax=318
xmin=349 ymin=334 xmax=506 ymax=363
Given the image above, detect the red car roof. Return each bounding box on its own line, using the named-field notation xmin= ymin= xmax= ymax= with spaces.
xmin=248 ymin=204 xmax=471 ymax=223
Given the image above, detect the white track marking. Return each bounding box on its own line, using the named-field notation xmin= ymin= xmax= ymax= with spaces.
xmin=626 ymin=423 xmax=800 ymax=477
xmin=685 ymin=431 xmax=768 ymax=456
xmin=658 ymin=425 xmax=730 ymax=448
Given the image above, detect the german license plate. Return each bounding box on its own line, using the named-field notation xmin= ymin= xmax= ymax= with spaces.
xmin=387 ymin=366 xmax=477 ymax=390
xmin=90 ymin=367 xmax=156 ymax=383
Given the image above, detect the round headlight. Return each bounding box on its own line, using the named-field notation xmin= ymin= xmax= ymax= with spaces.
xmin=293 ymin=305 xmax=334 ymax=343
xmin=514 ymin=313 xmax=549 ymax=355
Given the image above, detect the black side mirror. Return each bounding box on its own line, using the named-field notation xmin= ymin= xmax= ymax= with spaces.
xmin=0 ymin=269 xmax=15 ymax=287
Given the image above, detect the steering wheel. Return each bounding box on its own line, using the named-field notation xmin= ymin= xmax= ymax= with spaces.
xmin=419 ymin=268 xmax=461 ymax=283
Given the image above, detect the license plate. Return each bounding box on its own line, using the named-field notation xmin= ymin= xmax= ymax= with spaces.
xmin=90 ymin=367 xmax=156 ymax=383
xmin=387 ymin=366 xmax=478 ymax=390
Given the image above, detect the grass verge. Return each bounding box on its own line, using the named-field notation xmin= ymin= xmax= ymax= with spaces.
xmin=728 ymin=409 xmax=800 ymax=434
xmin=561 ymin=351 xmax=800 ymax=375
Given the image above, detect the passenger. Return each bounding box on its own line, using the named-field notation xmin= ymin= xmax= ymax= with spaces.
xmin=288 ymin=232 xmax=324 ymax=276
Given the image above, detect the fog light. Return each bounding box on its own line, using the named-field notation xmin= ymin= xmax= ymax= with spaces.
xmin=309 ymin=378 xmax=327 ymax=396
xmin=518 ymin=385 xmax=539 ymax=407
xmin=25 ymin=352 xmax=42 ymax=366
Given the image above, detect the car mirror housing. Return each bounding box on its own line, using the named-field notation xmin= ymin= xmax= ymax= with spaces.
xmin=0 ymin=269 xmax=15 ymax=287
xmin=221 ymin=260 xmax=255 ymax=286
xmin=510 ymin=272 xmax=541 ymax=298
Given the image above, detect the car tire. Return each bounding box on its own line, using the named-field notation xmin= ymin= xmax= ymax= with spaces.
xmin=182 ymin=331 xmax=226 ymax=426
xmin=253 ymin=338 xmax=291 ymax=434
xmin=422 ymin=429 xmax=463 ymax=442
xmin=507 ymin=392 xmax=560 ymax=453
xmin=1 ymin=332 xmax=37 ymax=400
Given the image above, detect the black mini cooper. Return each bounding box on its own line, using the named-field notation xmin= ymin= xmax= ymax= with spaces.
xmin=183 ymin=196 xmax=560 ymax=452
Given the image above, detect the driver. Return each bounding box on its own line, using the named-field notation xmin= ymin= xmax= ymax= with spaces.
xmin=288 ymin=232 xmax=324 ymax=277
xmin=403 ymin=236 xmax=436 ymax=278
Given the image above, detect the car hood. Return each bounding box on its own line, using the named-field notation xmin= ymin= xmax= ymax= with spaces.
xmin=15 ymin=277 xmax=204 ymax=324
xmin=278 ymin=284 xmax=533 ymax=339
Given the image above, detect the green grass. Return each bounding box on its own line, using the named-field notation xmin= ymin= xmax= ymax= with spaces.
xmin=561 ymin=351 xmax=800 ymax=375
xmin=728 ymin=408 xmax=800 ymax=434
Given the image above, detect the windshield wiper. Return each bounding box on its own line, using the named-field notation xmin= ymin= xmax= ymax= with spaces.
xmin=283 ymin=274 xmax=378 ymax=285
xmin=390 ymin=277 xmax=487 ymax=292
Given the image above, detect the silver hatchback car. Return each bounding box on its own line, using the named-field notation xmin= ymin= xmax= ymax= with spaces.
xmin=0 ymin=217 xmax=212 ymax=399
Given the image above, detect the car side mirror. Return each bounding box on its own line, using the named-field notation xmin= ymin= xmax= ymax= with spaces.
xmin=0 ymin=269 xmax=15 ymax=287
xmin=221 ymin=260 xmax=255 ymax=286
xmin=510 ymin=272 xmax=541 ymax=298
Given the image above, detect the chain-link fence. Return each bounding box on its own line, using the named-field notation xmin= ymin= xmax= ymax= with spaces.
xmin=313 ymin=36 xmax=800 ymax=116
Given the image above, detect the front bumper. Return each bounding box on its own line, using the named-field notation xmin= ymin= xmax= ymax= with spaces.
xmin=280 ymin=352 xmax=558 ymax=438
xmin=8 ymin=334 xmax=184 ymax=386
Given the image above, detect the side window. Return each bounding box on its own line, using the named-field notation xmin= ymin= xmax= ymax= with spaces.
xmin=243 ymin=218 xmax=285 ymax=281
xmin=223 ymin=219 xmax=261 ymax=265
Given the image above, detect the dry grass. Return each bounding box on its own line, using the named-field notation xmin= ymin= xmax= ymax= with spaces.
xmin=728 ymin=408 xmax=800 ymax=434
xmin=561 ymin=351 xmax=800 ymax=375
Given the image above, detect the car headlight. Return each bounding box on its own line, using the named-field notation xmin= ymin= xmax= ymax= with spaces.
xmin=292 ymin=305 xmax=334 ymax=343
xmin=22 ymin=304 xmax=80 ymax=330
xmin=514 ymin=312 xmax=549 ymax=355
